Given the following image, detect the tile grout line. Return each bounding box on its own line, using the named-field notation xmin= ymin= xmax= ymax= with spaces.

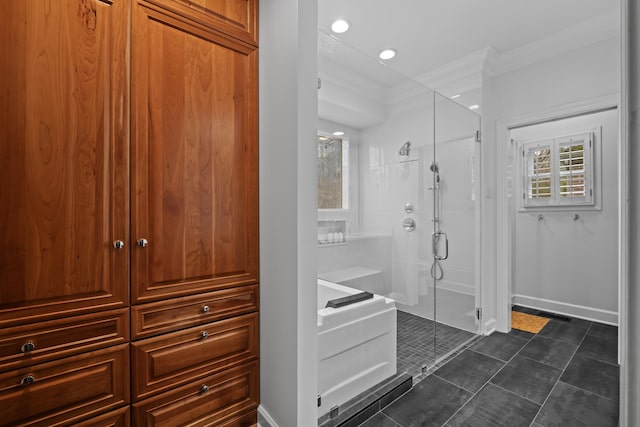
xmin=528 ymin=321 xmax=594 ymax=425
xmin=440 ymin=335 xmax=529 ymax=426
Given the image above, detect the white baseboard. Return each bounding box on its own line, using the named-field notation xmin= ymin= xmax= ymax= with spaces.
xmin=483 ymin=318 xmax=496 ymax=335
xmin=258 ymin=405 xmax=279 ymax=427
xmin=512 ymin=294 xmax=618 ymax=325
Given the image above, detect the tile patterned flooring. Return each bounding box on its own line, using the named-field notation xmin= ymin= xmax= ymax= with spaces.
xmin=396 ymin=311 xmax=478 ymax=382
xmin=361 ymin=307 xmax=620 ymax=426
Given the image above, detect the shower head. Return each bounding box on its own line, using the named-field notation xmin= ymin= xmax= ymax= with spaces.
xmin=398 ymin=141 xmax=411 ymax=156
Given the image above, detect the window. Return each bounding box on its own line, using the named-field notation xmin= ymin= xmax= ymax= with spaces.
xmin=522 ymin=132 xmax=593 ymax=207
xmin=317 ymin=135 xmax=349 ymax=209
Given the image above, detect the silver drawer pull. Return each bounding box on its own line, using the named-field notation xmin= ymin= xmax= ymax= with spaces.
xmin=200 ymin=331 xmax=209 ymax=339
xmin=113 ymin=240 xmax=125 ymax=249
xmin=201 ymin=305 xmax=210 ymax=314
xmin=21 ymin=342 xmax=36 ymax=353
xmin=137 ymin=238 xmax=148 ymax=248
xmin=20 ymin=375 xmax=35 ymax=386
xmin=200 ymin=385 xmax=209 ymax=393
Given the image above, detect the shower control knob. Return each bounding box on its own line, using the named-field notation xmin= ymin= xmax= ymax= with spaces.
xmin=403 ymin=218 xmax=416 ymax=232
xmin=404 ymin=203 xmax=414 ymax=214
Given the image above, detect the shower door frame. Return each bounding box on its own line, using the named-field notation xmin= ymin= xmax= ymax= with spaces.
xmin=428 ymin=95 xmax=483 ymax=370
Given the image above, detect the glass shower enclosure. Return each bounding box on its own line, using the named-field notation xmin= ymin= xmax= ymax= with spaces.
xmin=317 ymin=29 xmax=481 ymax=414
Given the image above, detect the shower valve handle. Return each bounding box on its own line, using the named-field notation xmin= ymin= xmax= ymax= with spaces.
xmin=403 ymin=218 xmax=416 ymax=232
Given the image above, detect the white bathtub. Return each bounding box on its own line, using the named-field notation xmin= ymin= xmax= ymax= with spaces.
xmin=317 ymin=279 xmax=397 ymax=417
xmin=319 ymin=266 xmax=386 ymax=295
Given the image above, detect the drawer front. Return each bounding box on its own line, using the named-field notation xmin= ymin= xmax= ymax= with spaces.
xmin=0 ymin=344 xmax=129 ymax=427
xmin=73 ymin=406 xmax=130 ymax=427
xmin=133 ymin=361 xmax=258 ymax=427
xmin=131 ymin=285 xmax=258 ymax=339
xmin=0 ymin=309 xmax=129 ymax=372
xmin=132 ymin=313 xmax=257 ymax=400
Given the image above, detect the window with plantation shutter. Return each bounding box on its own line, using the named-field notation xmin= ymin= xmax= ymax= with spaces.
xmin=524 ymin=142 xmax=553 ymax=205
xmin=522 ymin=132 xmax=593 ymax=208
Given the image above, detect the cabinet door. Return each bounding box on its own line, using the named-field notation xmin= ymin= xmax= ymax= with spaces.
xmin=131 ymin=1 xmax=259 ymax=303
xmin=0 ymin=0 xmax=130 ymax=328
xmin=137 ymin=0 xmax=258 ymax=45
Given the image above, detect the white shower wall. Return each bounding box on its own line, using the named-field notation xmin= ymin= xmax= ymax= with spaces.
xmin=354 ymin=93 xmax=481 ymax=330
xmin=359 ymin=97 xmax=433 ymax=305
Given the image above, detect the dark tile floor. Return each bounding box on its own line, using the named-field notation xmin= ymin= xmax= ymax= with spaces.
xmin=397 ymin=311 xmax=477 ymax=382
xmin=360 ymin=307 xmax=620 ymax=427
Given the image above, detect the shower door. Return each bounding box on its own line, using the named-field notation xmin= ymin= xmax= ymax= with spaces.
xmin=317 ymin=28 xmax=482 ymax=384
xmin=429 ymin=93 xmax=482 ymax=363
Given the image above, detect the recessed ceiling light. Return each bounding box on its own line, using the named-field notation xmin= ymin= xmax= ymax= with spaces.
xmin=450 ymin=94 xmax=461 ymax=99
xmin=332 ymin=131 xmax=345 ymax=136
xmin=379 ymin=49 xmax=397 ymax=60
xmin=469 ymin=104 xmax=480 ymax=110
xmin=331 ymin=19 xmax=350 ymax=34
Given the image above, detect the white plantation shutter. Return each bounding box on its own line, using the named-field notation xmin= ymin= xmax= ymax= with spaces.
xmin=523 ymin=141 xmax=554 ymax=206
xmin=555 ymin=133 xmax=592 ymax=205
xmin=521 ymin=132 xmax=594 ymax=208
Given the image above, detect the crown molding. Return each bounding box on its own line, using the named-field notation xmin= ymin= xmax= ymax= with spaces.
xmin=412 ymin=47 xmax=490 ymax=97
xmin=410 ymin=10 xmax=620 ymax=97
xmin=486 ymin=9 xmax=620 ymax=77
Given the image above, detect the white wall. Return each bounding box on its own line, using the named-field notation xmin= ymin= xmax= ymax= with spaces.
xmin=510 ymin=109 xmax=618 ymax=323
xmin=487 ymin=34 xmax=620 ymax=332
xmin=259 ymin=1 xmax=318 ymax=426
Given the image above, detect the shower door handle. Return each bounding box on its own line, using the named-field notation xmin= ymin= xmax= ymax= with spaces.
xmin=432 ymin=231 xmax=449 ymax=260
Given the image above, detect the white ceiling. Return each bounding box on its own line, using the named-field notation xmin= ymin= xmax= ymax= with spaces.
xmin=318 ymin=0 xmax=620 ymax=79
xmin=317 ymin=1 xmax=619 ymax=128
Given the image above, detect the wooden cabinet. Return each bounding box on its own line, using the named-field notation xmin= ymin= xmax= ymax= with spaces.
xmin=0 ymin=0 xmax=129 ymax=330
xmin=0 ymin=345 xmax=129 ymax=427
xmin=128 ymin=0 xmax=259 ymax=424
xmin=0 ymin=0 xmax=259 ymax=425
xmin=131 ymin=285 xmax=258 ymax=340
xmin=131 ymin=313 xmax=257 ymax=400
xmin=0 ymin=309 xmax=129 ymax=372
xmin=130 ymin=0 xmax=259 ymax=305
xmin=132 ymin=361 xmax=258 ymax=426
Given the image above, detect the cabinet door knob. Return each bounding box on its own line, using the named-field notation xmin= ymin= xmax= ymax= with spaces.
xmin=200 ymin=385 xmax=209 ymax=393
xmin=201 ymin=305 xmax=210 ymax=314
xmin=21 ymin=342 xmax=36 ymax=353
xmin=113 ymin=240 xmax=125 ymax=249
xmin=20 ymin=375 xmax=35 ymax=386
xmin=200 ymin=331 xmax=209 ymax=339
xmin=137 ymin=238 xmax=148 ymax=248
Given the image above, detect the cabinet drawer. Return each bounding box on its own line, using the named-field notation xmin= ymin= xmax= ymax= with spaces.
xmin=133 ymin=361 xmax=257 ymax=427
xmin=132 ymin=313 xmax=257 ymax=400
xmin=131 ymin=285 xmax=258 ymax=339
xmin=0 ymin=344 xmax=129 ymax=427
xmin=0 ymin=309 xmax=129 ymax=372
xmin=73 ymin=406 xmax=130 ymax=427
